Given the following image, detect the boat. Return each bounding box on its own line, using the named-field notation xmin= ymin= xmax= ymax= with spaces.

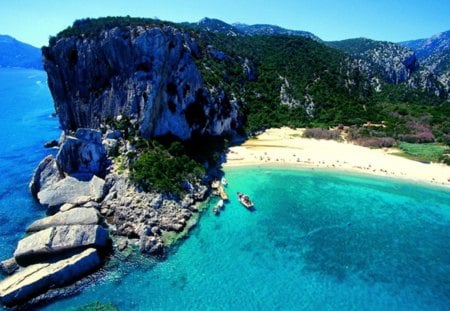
xmin=213 ymin=199 xmax=224 ymax=215
xmin=237 ymin=192 xmax=254 ymax=209
xmin=218 ymin=186 xmax=229 ymax=201
xmin=217 ymin=199 xmax=224 ymax=209
xmin=213 ymin=205 xmax=220 ymax=215
xmin=221 ymin=177 xmax=228 ymax=187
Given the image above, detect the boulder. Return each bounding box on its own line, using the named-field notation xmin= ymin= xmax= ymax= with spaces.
xmin=0 ymin=248 xmax=101 ymax=307
xmin=104 ymin=129 xmax=121 ymax=139
xmin=14 ymin=225 xmax=109 ymax=266
xmin=75 ymin=128 xmax=102 ymax=144
xmin=56 ymin=129 xmax=106 ymax=176
xmin=0 ymin=258 xmax=19 ymax=276
xmin=29 ymin=155 xmax=64 ymax=198
xmin=103 ymin=138 xmax=118 ymax=156
xmin=139 ymin=236 xmax=164 ymax=255
xmin=37 ymin=175 xmax=105 ymax=209
xmin=26 ymin=208 xmax=100 ymax=233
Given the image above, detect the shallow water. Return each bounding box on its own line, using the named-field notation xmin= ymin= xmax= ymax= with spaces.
xmin=1 ymin=68 xmax=450 ymax=310
xmin=43 ymin=167 xmax=450 ymax=310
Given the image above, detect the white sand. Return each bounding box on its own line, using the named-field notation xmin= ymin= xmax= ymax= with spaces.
xmin=224 ymin=127 xmax=450 ymax=189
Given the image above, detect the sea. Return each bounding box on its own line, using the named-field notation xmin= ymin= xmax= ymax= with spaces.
xmin=1 ymin=68 xmax=450 ymax=310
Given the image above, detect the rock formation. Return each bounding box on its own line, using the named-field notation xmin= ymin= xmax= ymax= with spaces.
xmin=14 ymin=225 xmax=108 ymax=266
xmin=0 ymin=248 xmax=101 ymax=307
xmin=37 ymin=175 xmax=105 ymax=210
xmin=26 ymin=208 xmax=101 ymax=233
xmin=43 ymin=25 xmax=239 ymax=140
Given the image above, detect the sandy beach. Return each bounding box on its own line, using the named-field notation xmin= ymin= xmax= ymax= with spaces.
xmin=224 ymin=127 xmax=450 ymax=188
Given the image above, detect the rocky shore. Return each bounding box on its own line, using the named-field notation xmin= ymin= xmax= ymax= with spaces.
xmin=0 ymin=127 xmax=209 ymax=307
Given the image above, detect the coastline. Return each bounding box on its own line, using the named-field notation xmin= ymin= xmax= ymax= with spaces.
xmin=223 ymin=127 xmax=450 ymax=190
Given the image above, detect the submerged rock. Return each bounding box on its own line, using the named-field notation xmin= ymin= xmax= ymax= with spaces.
xmin=37 ymin=175 xmax=105 ymax=210
xmin=26 ymin=208 xmax=101 ymax=233
xmin=14 ymin=225 xmax=109 ymax=266
xmin=0 ymin=248 xmax=101 ymax=307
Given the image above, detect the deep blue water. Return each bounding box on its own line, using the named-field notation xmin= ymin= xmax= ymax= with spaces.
xmin=2 ymin=69 xmax=450 ymax=310
xmin=0 ymin=69 xmax=59 ymax=264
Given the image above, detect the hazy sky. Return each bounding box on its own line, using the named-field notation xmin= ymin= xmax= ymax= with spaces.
xmin=2 ymin=0 xmax=450 ymax=47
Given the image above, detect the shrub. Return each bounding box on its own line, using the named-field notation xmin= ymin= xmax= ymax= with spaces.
xmin=130 ymin=142 xmax=205 ymax=196
xmin=302 ymin=128 xmax=341 ymax=140
xmin=354 ymin=137 xmax=395 ymax=148
xmin=397 ymin=132 xmax=435 ymax=143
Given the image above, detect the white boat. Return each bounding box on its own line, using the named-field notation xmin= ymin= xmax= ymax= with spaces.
xmin=217 ymin=199 xmax=224 ymax=209
xmin=213 ymin=199 xmax=224 ymax=215
xmin=221 ymin=177 xmax=228 ymax=187
xmin=237 ymin=192 xmax=254 ymax=210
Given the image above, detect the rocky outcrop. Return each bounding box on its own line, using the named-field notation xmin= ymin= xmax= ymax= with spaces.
xmin=0 ymin=248 xmax=100 ymax=307
xmin=338 ymin=39 xmax=418 ymax=85
xmin=37 ymin=175 xmax=105 ymax=210
xmin=0 ymin=258 xmax=18 ymax=276
xmin=56 ymin=128 xmax=107 ymax=176
xmin=26 ymin=208 xmax=100 ymax=233
xmin=43 ymin=25 xmax=239 ymax=140
xmin=14 ymin=224 xmax=108 ymax=266
xmin=29 ymin=155 xmax=64 ymax=198
xmin=100 ymin=174 xmax=206 ymax=255
xmin=400 ymin=30 xmax=450 ymax=59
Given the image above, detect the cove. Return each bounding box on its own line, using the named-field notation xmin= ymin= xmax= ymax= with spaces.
xmin=1 ymin=68 xmax=450 ymax=310
xmin=41 ymin=167 xmax=450 ymax=310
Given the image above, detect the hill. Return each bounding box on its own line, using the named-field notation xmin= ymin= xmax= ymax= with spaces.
xmin=0 ymin=35 xmax=42 ymax=69
xmin=46 ymin=16 xmax=450 ymax=143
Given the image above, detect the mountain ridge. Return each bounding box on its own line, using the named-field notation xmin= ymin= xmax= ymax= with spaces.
xmin=0 ymin=34 xmax=42 ymax=69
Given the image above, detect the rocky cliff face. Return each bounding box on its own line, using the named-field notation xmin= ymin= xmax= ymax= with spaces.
xmin=328 ymin=38 xmax=418 ymax=85
xmin=399 ymin=31 xmax=450 ymax=94
xmin=400 ymin=30 xmax=450 ymax=59
xmin=43 ymin=25 xmax=238 ymax=140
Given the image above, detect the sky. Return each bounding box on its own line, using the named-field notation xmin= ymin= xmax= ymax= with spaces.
xmin=1 ymin=0 xmax=450 ymax=47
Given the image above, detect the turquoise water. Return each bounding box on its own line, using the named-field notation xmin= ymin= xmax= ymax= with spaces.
xmin=2 ymin=68 xmax=450 ymax=310
xmin=42 ymin=168 xmax=450 ymax=310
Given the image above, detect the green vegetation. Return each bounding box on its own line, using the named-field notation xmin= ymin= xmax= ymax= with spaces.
xmin=54 ymin=17 xmax=450 ymax=139
xmin=49 ymin=16 xmax=177 ymax=45
xmin=130 ymin=141 xmax=205 ymax=196
xmin=396 ymin=142 xmax=450 ymax=163
xmin=196 ymin=33 xmax=376 ymax=132
xmin=327 ymin=38 xmax=388 ymax=55
xmin=55 ymin=17 xmax=450 ymax=171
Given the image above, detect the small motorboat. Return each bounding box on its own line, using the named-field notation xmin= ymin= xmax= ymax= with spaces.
xmin=237 ymin=192 xmax=254 ymax=209
xmin=213 ymin=205 xmax=220 ymax=215
xmin=213 ymin=199 xmax=224 ymax=215
xmin=217 ymin=199 xmax=224 ymax=209
xmin=221 ymin=177 xmax=228 ymax=187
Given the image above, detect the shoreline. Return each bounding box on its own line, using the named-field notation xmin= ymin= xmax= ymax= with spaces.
xmin=223 ymin=127 xmax=450 ymax=190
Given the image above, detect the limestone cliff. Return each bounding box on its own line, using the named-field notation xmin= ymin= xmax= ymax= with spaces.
xmin=43 ymin=25 xmax=238 ymax=140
